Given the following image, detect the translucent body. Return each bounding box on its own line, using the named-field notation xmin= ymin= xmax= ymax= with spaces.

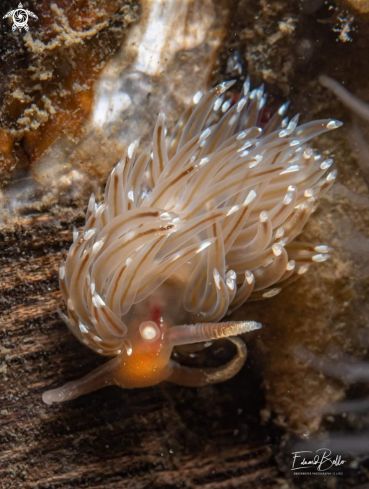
xmin=43 ymin=79 xmax=340 ymax=404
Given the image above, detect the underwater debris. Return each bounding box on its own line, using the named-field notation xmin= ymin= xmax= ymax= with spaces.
xmin=320 ymin=75 xmax=369 ymax=186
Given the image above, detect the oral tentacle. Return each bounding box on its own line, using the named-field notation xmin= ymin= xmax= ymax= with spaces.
xmin=167 ymin=337 xmax=247 ymax=387
xmin=42 ymin=355 xmax=122 ymax=405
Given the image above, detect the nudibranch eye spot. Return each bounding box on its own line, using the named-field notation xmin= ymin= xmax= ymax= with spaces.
xmin=140 ymin=321 xmax=160 ymax=341
xmin=43 ymin=78 xmax=341 ymax=405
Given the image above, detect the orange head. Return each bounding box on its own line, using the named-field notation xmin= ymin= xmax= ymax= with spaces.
xmin=114 ymin=321 xmax=173 ymax=388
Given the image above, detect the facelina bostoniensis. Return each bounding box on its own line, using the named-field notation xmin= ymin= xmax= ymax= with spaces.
xmin=43 ymin=79 xmax=341 ymax=405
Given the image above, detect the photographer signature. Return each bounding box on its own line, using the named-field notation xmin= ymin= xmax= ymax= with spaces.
xmin=291 ymin=448 xmax=346 ymax=471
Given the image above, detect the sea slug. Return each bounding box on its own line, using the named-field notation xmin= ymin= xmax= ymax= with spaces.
xmin=43 ymin=79 xmax=341 ymax=404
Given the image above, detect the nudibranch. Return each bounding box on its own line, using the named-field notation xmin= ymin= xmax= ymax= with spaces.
xmin=43 ymin=79 xmax=341 ymax=404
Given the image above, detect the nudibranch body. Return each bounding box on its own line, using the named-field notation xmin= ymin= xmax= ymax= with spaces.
xmin=43 ymin=79 xmax=341 ymax=404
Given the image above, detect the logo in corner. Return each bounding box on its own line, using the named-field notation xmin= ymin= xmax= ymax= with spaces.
xmin=3 ymin=3 xmax=38 ymax=32
xmin=291 ymin=448 xmax=346 ymax=476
